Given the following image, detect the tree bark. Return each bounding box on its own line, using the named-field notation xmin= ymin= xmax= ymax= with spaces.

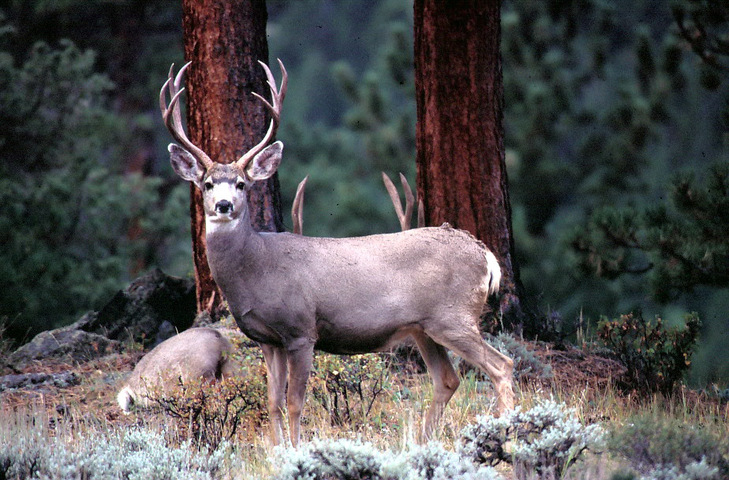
xmin=181 ymin=0 xmax=284 ymax=315
xmin=413 ymin=0 xmax=528 ymax=331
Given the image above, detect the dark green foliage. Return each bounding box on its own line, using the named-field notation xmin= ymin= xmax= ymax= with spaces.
xmin=608 ymin=412 xmax=729 ymax=478
xmin=0 ymin=18 xmax=189 ymax=344
xmin=269 ymin=0 xmax=416 ymax=237
xmin=597 ymin=312 xmax=701 ymax=395
xmin=500 ymin=0 xmax=727 ymax=332
xmin=573 ymin=164 xmax=729 ymax=302
xmin=500 ymin=0 xmax=728 ymax=381
xmin=672 ymin=0 xmax=729 ymax=84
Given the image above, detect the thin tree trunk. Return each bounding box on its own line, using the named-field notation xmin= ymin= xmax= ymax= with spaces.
xmin=414 ymin=0 xmax=528 ymax=331
xmin=182 ymin=0 xmax=284 ymax=315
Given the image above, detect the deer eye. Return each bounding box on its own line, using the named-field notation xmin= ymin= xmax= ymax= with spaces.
xmin=204 ymin=181 xmax=214 ymax=191
xmin=236 ymin=181 xmax=246 ymax=191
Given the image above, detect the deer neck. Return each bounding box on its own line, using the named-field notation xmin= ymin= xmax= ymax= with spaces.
xmin=204 ymin=210 xmax=265 ymax=296
xmin=205 ymin=206 xmax=261 ymax=253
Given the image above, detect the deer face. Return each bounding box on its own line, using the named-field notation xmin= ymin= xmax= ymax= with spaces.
xmin=160 ymin=60 xmax=287 ymax=228
xmin=168 ymin=141 xmax=283 ymax=226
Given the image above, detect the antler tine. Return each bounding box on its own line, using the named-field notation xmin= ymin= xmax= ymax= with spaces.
xmin=399 ymin=173 xmax=415 ymax=231
xmin=417 ymin=199 xmax=425 ymax=228
xmin=238 ymin=59 xmax=288 ymax=170
xmin=292 ymin=175 xmax=308 ymax=235
xmin=252 ymin=59 xmax=288 ymax=118
xmin=382 ymin=172 xmax=410 ymax=231
xmin=159 ymin=62 xmax=214 ymax=170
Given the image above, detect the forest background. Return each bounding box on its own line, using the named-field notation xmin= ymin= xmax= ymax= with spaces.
xmin=0 ymin=0 xmax=727 ymax=387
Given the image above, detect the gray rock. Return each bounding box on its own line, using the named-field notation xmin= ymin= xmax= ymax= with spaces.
xmin=5 ymin=269 xmax=196 ymax=370
xmin=7 ymin=328 xmax=121 ymax=367
xmin=0 ymin=371 xmax=80 ymax=391
xmin=74 ymin=268 xmax=196 ymax=345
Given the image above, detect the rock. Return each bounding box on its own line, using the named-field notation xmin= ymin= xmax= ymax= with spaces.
xmin=74 ymin=268 xmax=196 ymax=345
xmin=0 ymin=371 xmax=80 ymax=391
xmin=7 ymin=328 xmax=121 ymax=368
xmin=5 ymin=269 xmax=195 ymax=370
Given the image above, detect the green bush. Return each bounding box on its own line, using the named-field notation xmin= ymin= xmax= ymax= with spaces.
xmin=309 ymin=353 xmax=395 ymax=428
xmin=487 ymin=333 xmax=553 ymax=383
xmin=392 ymin=442 xmax=503 ymax=480
xmin=597 ymin=311 xmax=700 ymax=395
xmin=459 ymin=399 xmax=604 ymax=480
xmin=608 ymin=413 xmax=729 ymax=479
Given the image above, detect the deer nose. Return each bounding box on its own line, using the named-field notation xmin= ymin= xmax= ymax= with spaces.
xmin=215 ymin=200 xmax=234 ymax=215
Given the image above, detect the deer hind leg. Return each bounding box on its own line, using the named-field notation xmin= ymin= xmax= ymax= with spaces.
xmin=286 ymin=341 xmax=315 ymax=447
xmin=412 ymin=331 xmax=461 ymax=441
xmin=261 ymin=344 xmax=288 ymax=446
xmin=427 ymin=322 xmax=515 ymax=416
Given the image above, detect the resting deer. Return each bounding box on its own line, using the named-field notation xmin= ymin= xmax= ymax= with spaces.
xmin=160 ymin=60 xmax=515 ymax=446
xmin=117 ymin=327 xmax=238 ymax=413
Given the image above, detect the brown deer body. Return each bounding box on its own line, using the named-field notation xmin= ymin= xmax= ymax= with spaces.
xmin=161 ymin=61 xmax=514 ymax=446
xmin=117 ymin=327 xmax=237 ymax=413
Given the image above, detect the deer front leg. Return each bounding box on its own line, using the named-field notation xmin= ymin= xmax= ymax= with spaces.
xmin=285 ymin=340 xmax=315 ymax=447
xmin=261 ymin=344 xmax=288 ymax=446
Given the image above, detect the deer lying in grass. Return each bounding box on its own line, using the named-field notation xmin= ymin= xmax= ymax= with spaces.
xmin=160 ymin=60 xmax=515 ymax=446
xmin=117 ymin=327 xmax=238 ymax=413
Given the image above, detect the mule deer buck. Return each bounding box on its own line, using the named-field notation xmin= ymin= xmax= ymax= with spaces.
xmin=160 ymin=60 xmax=515 ymax=446
xmin=117 ymin=179 xmax=306 ymax=414
xmin=117 ymin=327 xmax=238 ymax=413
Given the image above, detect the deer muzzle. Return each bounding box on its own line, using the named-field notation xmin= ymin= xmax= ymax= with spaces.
xmin=215 ymin=200 xmax=234 ymax=215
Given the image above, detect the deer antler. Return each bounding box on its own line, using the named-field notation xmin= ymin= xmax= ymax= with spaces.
xmin=382 ymin=172 xmax=416 ymax=231
xmin=160 ymin=62 xmax=214 ymax=170
xmin=292 ymin=176 xmax=308 ymax=235
xmin=237 ymin=59 xmax=288 ymax=170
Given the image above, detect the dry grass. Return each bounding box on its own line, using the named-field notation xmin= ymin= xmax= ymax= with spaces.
xmin=2 ymin=339 xmax=727 ymax=479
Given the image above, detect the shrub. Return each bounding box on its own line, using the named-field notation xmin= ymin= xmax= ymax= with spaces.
xmin=608 ymin=412 xmax=729 ymax=478
xmin=273 ymin=439 xmax=503 ymax=480
xmin=487 ymin=333 xmax=553 ymax=383
xmin=274 ymin=438 xmax=390 ymax=480
xmin=149 ymin=348 xmax=267 ymax=449
xmin=0 ymin=426 xmax=236 ymax=480
xmin=390 ymin=442 xmax=503 ymax=480
xmin=597 ymin=311 xmax=700 ymax=395
xmin=638 ymin=458 xmax=720 ymax=480
xmin=459 ymin=399 xmax=604 ymax=480
xmin=309 ymin=353 xmax=394 ymax=428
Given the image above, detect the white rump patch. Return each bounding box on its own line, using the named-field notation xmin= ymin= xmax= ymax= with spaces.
xmin=481 ymin=250 xmax=502 ymax=296
xmin=116 ymin=385 xmax=136 ymax=414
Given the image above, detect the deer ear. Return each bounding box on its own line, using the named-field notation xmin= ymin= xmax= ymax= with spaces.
xmin=245 ymin=141 xmax=282 ymax=181
xmin=169 ymin=143 xmax=204 ymax=186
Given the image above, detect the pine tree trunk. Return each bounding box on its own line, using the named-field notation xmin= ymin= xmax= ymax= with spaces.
xmin=181 ymin=0 xmax=284 ymax=315
xmin=413 ymin=0 xmax=528 ymax=331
